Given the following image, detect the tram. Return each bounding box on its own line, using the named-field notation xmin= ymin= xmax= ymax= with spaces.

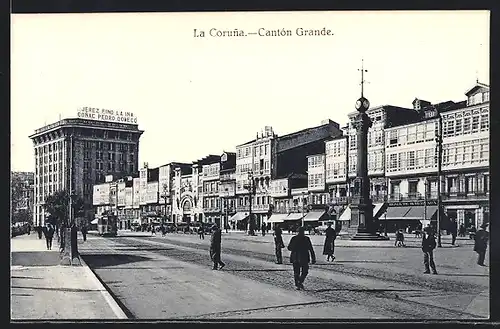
xmin=96 ymin=214 xmax=118 ymax=236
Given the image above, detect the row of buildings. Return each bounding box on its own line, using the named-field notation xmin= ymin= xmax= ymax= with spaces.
xmin=28 ymin=82 xmax=490 ymax=233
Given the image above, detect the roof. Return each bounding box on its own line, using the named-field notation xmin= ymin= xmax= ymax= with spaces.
xmin=465 ymin=82 xmax=489 ymax=96
xmin=277 ymin=122 xmax=336 ymax=142
xmin=324 ymin=134 xmax=347 ymax=143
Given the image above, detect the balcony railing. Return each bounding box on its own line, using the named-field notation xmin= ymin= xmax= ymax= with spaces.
xmin=442 ymin=191 xmax=489 ymax=201
xmin=389 ymin=192 xmax=438 ymax=202
xmin=236 ymin=204 xmax=271 ymax=212
xmin=202 ymin=206 xmax=221 ymax=213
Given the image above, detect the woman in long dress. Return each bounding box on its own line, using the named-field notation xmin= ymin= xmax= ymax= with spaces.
xmin=322 ymin=223 xmax=337 ymax=262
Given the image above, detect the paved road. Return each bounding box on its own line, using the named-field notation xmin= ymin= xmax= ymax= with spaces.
xmin=78 ymin=231 xmax=489 ymax=320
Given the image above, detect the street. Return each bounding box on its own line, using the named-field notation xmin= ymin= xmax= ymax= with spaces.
xmin=77 ymin=231 xmax=489 ymax=320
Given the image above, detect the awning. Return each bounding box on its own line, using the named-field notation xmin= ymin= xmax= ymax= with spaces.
xmin=267 ymin=214 xmax=288 ymax=223
xmin=338 ymin=206 xmax=351 ymax=221
xmin=286 ymin=213 xmax=305 ymax=221
xmin=405 ymin=206 xmax=438 ymax=220
xmin=90 ymin=218 xmax=98 ymax=224
xmin=229 ymin=212 xmax=249 ymax=222
xmin=303 ymin=211 xmax=329 ymax=222
xmin=373 ymin=203 xmax=386 ymax=219
xmin=380 ymin=206 xmax=411 ymax=220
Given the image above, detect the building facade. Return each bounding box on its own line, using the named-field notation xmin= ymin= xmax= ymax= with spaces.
xmin=30 ymin=118 xmax=143 ymax=226
xmin=219 ymin=152 xmax=237 ymax=229
xmin=234 ymin=120 xmax=343 ymax=230
xmin=11 ymin=172 xmax=35 ymax=224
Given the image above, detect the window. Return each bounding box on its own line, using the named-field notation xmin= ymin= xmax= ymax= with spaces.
xmin=408 ymin=151 xmax=416 ymax=169
xmin=389 ymin=154 xmax=397 ymax=170
xmin=472 ymin=115 xmax=480 ymax=133
xmin=350 ymin=135 xmax=357 ymax=149
xmin=455 ymin=117 xmax=463 ymax=135
xmin=480 ymin=113 xmax=489 ymax=131
xmin=463 ymin=116 xmax=471 ymax=134
xmin=388 ymin=131 xmax=397 ymax=146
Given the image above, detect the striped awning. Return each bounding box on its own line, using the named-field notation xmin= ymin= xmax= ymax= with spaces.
xmin=286 ymin=213 xmax=305 ymax=221
xmin=405 ymin=206 xmax=438 ymax=220
xmin=380 ymin=206 xmax=412 ymax=220
xmin=303 ymin=211 xmax=328 ymax=222
xmin=373 ymin=203 xmax=386 ymax=219
xmin=338 ymin=206 xmax=352 ymax=221
xmin=267 ymin=214 xmax=288 ymax=223
xmin=229 ymin=212 xmax=248 ymax=222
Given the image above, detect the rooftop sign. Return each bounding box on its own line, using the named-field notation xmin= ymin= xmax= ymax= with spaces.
xmin=77 ymin=107 xmax=138 ymax=124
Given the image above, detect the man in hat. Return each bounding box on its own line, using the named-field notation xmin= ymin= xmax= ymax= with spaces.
xmin=287 ymin=226 xmax=316 ymax=290
xmin=422 ymin=226 xmax=438 ymax=274
xmin=210 ymin=224 xmax=225 ymax=270
xmin=474 ymin=223 xmax=489 ymax=266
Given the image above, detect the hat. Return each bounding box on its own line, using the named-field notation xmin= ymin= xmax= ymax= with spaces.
xmin=480 ymin=222 xmax=489 ymax=229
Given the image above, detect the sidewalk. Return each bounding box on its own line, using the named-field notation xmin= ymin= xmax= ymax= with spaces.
xmin=10 ymin=233 xmax=127 ymax=320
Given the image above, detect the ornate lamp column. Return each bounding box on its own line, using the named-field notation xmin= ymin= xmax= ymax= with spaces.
xmin=350 ymin=59 xmax=389 ymax=240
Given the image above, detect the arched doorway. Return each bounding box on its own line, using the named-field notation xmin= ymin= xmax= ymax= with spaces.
xmin=182 ymin=199 xmax=193 ymax=223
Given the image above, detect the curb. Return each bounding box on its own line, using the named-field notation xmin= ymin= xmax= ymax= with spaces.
xmin=79 ymin=256 xmax=131 ymax=319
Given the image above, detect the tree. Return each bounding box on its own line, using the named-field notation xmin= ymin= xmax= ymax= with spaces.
xmin=43 ymin=190 xmax=84 ymax=227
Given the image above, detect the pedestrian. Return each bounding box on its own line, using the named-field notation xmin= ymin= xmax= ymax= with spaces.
xmin=210 ymin=224 xmax=225 ymax=270
xmin=422 ymin=227 xmax=438 ymax=274
xmin=322 ymin=223 xmax=337 ymax=261
xmin=450 ymin=219 xmax=457 ymax=245
xmin=261 ymin=223 xmax=266 ymax=237
xmin=395 ymin=229 xmax=406 ymax=247
xmin=43 ymin=223 xmax=55 ymax=250
xmin=273 ymin=225 xmax=285 ymax=264
xmin=81 ymin=224 xmax=87 ymax=242
xmin=474 ymin=223 xmax=489 ymax=266
xmin=37 ymin=226 xmax=43 ymax=239
xmin=287 ymin=227 xmax=316 ymax=290
xmin=199 ymin=224 xmax=205 ymax=239
xmin=459 ymin=224 xmax=466 ymax=237
xmin=151 ymin=224 xmax=156 ymax=236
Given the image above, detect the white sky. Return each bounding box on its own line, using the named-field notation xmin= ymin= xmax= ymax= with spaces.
xmin=11 ymin=11 xmax=489 ymax=172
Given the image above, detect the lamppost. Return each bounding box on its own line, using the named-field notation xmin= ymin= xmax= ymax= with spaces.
xmin=244 ymin=171 xmax=256 ymax=236
xmin=436 ymin=114 xmax=443 ymax=247
xmin=301 ymin=191 xmax=305 ymax=228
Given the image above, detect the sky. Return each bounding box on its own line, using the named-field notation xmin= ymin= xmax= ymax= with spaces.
xmin=11 ymin=11 xmax=489 ymax=172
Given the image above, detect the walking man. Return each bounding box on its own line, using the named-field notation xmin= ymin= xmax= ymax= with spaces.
xmin=322 ymin=223 xmax=336 ymax=261
xmin=450 ymin=219 xmax=457 ymax=245
xmin=287 ymin=227 xmax=316 ymax=290
xmin=81 ymin=224 xmax=87 ymax=242
xmin=261 ymin=222 xmax=266 ymax=237
xmin=199 ymin=223 xmax=205 ymax=239
xmin=474 ymin=223 xmax=489 ymax=266
xmin=422 ymin=227 xmax=438 ymax=274
xmin=43 ymin=223 xmax=55 ymax=250
xmin=210 ymin=224 xmax=225 ymax=270
xmin=273 ymin=225 xmax=285 ymax=264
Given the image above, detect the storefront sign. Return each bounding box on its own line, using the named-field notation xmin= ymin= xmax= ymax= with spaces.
xmin=77 ymin=107 xmax=138 ymax=124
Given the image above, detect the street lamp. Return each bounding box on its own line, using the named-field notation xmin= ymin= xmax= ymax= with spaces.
xmin=436 ymin=115 xmax=443 ymax=247
xmin=243 ymin=171 xmax=256 ymax=236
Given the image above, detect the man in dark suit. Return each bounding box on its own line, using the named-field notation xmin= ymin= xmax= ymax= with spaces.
xmin=287 ymin=227 xmax=316 ymax=290
xmin=474 ymin=223 xmax=489 ymax=266
xmin=422 ymin=226 xmax=438 ymax=274
xmin=210 ymin=224 xmax=225 ymax=270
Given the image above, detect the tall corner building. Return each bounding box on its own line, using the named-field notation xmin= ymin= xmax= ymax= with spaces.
xmin=29 ymin=117 xmax=144 ymax=227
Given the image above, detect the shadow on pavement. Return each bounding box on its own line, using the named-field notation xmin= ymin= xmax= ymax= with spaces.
xmin=81 ymin=254 xmax=152 ymax=269
xmin=113 ymin=247 xmax=175 ymax=252
xmin=324 ymin=260 xmax=400 ymax=264
xmin=439 ymin=274 xmax=489 ymax=277
xmin=11 ymin=252 xmax=61 ymax=267
xmin=227 ymin=269 xmax=289 ymax=272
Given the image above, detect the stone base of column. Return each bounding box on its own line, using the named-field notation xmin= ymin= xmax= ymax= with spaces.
xmin=60 ymin=227 xmax=82 ymax=266
xmin=351 ymin=232 xmax=390 ymax=241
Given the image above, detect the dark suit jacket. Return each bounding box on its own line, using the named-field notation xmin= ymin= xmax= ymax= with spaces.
xmin=288 ymin=234 xmax=316 ymax=265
